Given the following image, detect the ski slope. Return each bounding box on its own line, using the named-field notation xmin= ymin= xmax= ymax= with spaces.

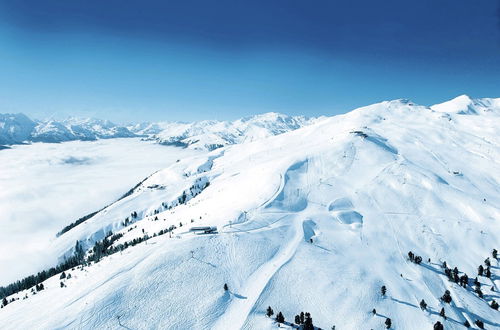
xmin=1 ymin=96 xmax=499 ymax=329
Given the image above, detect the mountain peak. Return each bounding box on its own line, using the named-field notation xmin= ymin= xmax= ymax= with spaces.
xmin=431 ymin=94 xmax=476 ymax=114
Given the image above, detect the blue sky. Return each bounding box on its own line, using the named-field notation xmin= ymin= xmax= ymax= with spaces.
xmin=0 ymin=0 xmax=498 ymax=122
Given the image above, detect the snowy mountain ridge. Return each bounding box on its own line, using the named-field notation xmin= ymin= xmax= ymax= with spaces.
xmin=129 ymin=112 xmax=321 ymax=150
xmin=0 ymin=115 xmax=136 ymax=145
xmin=0 ymin=96 xmax=499 ymax=329
xmin=0 ymin=112 xmax=317 ymax=150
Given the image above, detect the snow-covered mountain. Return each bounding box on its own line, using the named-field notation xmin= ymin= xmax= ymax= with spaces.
xmin=32 ymin=117 xmax=137 ymax=142
xmin=0 ymin=113 xmax=37 ymax=145
xmin=0 ymin=112 xmax=317 ymax=149
xmin=0 ymin=115 xmax=136 ymax=145
xmin=1 ymin=96 xmax=499 ymax=329
xmin=130 ymin=112 xmax=320 ymax=150
xmin=431 ymin=95 xmax=500 ymax=115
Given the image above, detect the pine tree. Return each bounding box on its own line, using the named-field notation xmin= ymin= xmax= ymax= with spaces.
xmin=475 ymin=319 xmax=484 ymax=329
xmin=491 ymin=300 xmax=499 ymax=310
xmin=463 ymin=320 xmax=471 ymax=328
xmin=295 ymin=315 xmax=300 ymax=324
xmin=385 ymin=317 xmax=392 ymax=329
xmin=304 ymin=313 xmax=314 ymax=330
xmin=441 ymin=290 xmax=452 ymax=303
xmin=419 ymin=299 xmax=427 ymax=310
xmin=60 ymin=272 xmax=66 ymax=279
xmin=408 ymin=251 xmax=414 ymax=261
xmin=266 ymin=306 xmax=274 ymax=317
xmin=381 ymin=285 xmax=387 ymax=296
xmin=2 ymin=297 xmax=7 ymax=307
xmin=223 ymin=283 xmax=228 ymax=291
xmin=433 ymin=321 xmax=444 ymax=330
xmin=439 ymin=307 xmax=446 ymax=319
xmin=276 ymin=311 xmax=285 ymax=323
xmin=484 ymin=257 xmax=491 ymax=267
xmin=475 ymin=287 xmax=483 ymax=298
xmin=485 ymin=267 xmax=491 ymax=278
xmin=493 ymin=248 xmax=498 ymax=259
xmin=372 ymin=308 xmax=377 ymax=315
xmin=478 ymin=265 xmax=484 ymax=276
xmin=300 ymin=311 xmax=305 ymax=324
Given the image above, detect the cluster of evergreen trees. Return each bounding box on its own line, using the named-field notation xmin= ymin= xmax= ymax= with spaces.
xmin=408 ymin=251 xmax=422 ymax=264
xmin=266 ymin=307 xmax=316 ymax=329
xmin=0 ymin=241 xmax=84 ymax=302
xmin=1 ymin=221 xmax=181 ymax=305
xmin=57 ymin=210 xmax=100 ymax=236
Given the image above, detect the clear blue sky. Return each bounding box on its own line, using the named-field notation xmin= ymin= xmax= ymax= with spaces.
xmin=0 ymin=0 xmax=498 ymax=122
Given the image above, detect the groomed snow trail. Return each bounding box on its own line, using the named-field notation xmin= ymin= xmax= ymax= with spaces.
xmin=213 ymin=215 xmax=303 ymax=330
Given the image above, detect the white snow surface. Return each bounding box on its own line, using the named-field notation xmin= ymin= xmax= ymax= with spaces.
xmin=1 ymin=96 xmax=499 ymax=329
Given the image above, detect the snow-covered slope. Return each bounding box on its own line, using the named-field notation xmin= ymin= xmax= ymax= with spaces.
xmin=1 ymin=97 xmax=499 ymax=329
xmin=133 ymin=112 xmax=320 ymax=150
xmin=431 ymin=95 xmax=500 ymax=115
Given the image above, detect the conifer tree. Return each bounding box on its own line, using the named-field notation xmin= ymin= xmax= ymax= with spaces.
xmin=266 ymin=306 xmax=274 ymax=317
xmin=475 ymin=319 xmax=484 ymax=329
xmin=478 ymin=265 xmax=484 ymax=276
xmin=441 ymin=290 xmax=452 ymax=303
xmin=223 ymin=283 xmax=228 ymax=291
xmin=304 ymin=313 xmax=314 ymax=330
xmin=475 ymin=287 xmax=483 ymax=298
xmin=493 ymin=248 xmax=498 ymax=259
xmin=295 ymin=315 xmax=300 ymax=324
xmin=491 ymin=300 xmax=499 ymax=310
xmin=276 ymin=311 xmax=285 ymax=324
xmin=2 ymin=297 xmax=7 ymax=307
xmin=463 ymin=320 xmax=471 ymax=328
xmin=433 ymin=321 xmax=444 ymax=330
xmin=419 ymin=299 xmax=427 ymax=310
xmin=439 ymin=307 xmax=446 ymax=319
xmin=300 ymin=311 xmax=305 ymax=324
xmin=381 ymin=285 xmax=387 ymax=296
xmin=385 ymin=318 xmax=392 ymax=329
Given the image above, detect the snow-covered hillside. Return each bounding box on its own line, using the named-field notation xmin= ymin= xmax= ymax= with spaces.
xmin=1 ymin=96 xmax=499 ymax=329
xmin=131 ymin=112 xmax=320 ymax=150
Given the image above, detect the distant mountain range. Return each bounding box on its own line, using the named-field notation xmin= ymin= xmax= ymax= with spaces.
xmin=0 ymin=112 xmax=319 ymax=150
xmin=130 ymin=112 xmax=320 ymax=150
xmin=0 ymin=115 xmax=135 ymax=146
xmin=2 ymin=95 xmax=498 ymax=151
